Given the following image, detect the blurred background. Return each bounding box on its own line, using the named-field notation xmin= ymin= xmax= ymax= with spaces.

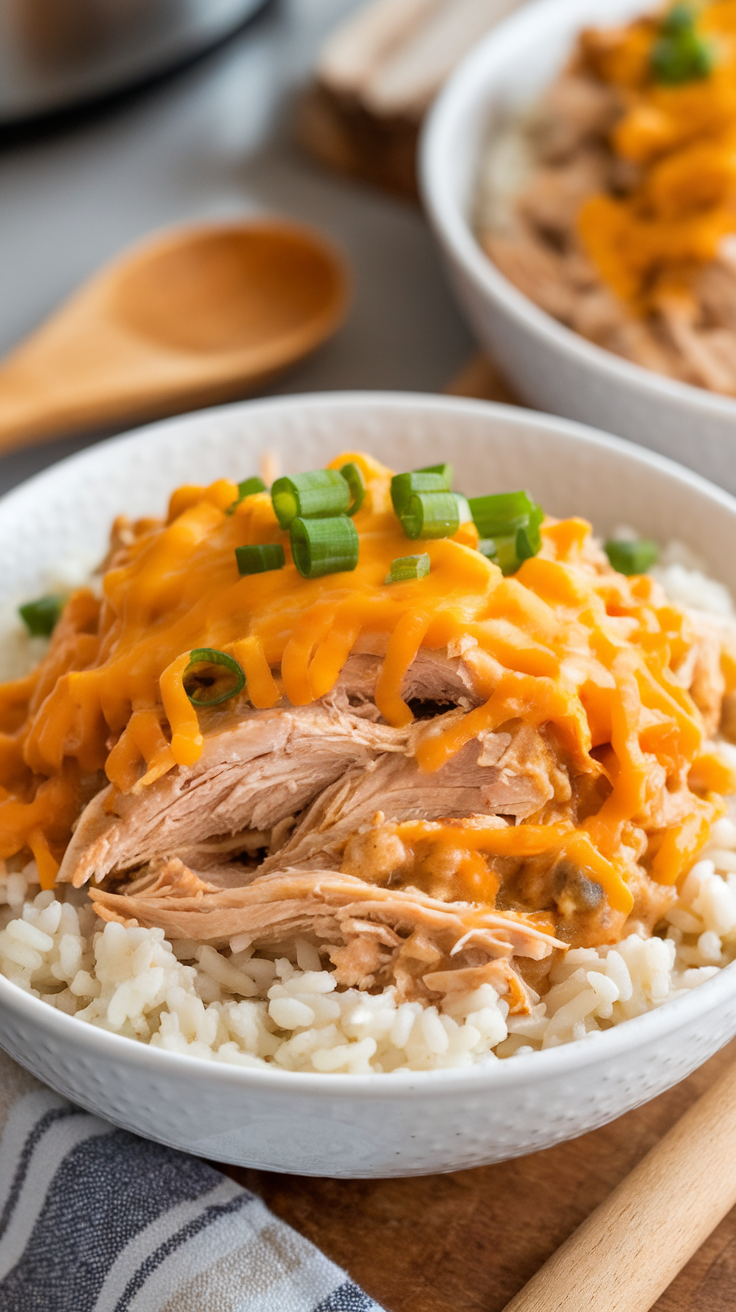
xmin=0 ymin=0 xmax=529 ymax=493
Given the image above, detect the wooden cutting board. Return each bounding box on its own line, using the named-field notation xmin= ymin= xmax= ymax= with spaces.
xmin=223 ymin=1038 xmax=736 ymax=1312
xmin=220 ymin=357 xmax=736 ymax=1311
xmin=299 ymin=0 xmax=526 ymax=199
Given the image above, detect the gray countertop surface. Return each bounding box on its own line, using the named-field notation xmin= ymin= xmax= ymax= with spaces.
xmin=0 ymin=0 xmax=475 ymax=496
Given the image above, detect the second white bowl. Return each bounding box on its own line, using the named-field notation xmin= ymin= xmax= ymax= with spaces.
xmin=420 ymin=0 xmax=736 ymax=495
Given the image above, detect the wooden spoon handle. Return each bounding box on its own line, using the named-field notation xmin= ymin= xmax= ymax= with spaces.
xmin=0 ymin=325 xmax=144 ymax=453
xmin=0 ymin=387 xmax=87 ymax=452
xmin=504 ymin=1054 xmax=736 ymax=1312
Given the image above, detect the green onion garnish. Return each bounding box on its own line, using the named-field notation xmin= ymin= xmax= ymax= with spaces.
xmin=454 ymin=493 xmax=472 ymax=525
xmin=416 ymin=462 xmax=453 ymax=485
xmin=385 ymin=553 xmax=431 ymax=584
xmin=516 ymin=524 xmax=541 ymax=562
xmin=479 ymin=529 xmax=541 ymax=576
xmin=478 ymin=538 xmax=498 ymax=560
xmin=651 ymin=4 xmax=713 ymax=84
xmin=604 ymin=538 xmax=659 ymax=576
xmin=468 ymin=491 xmax=542 ymax=540
xmin=478 ymin=537 xmax=515 ymax=574
xmin=235 ymin=544 xmax=285 ymax=575
xmin=340 ymin=463 xmax=365 ymax=517
xmin=19 ymin=595 xmax=65 ymax=637
xmin=290 ymin=516 xmax=359 ymax=578
xmin=184 ymin=648 xmax=245 ymax=706
xmin=272 ymin=470 xmax=351 ymax=528
xmin=400 ymin=491 xmax=460 ymax=541
xmin=470 ymin=491 xmax=544 ymax=574
xmin=226 ymin=476 xmax=267 ymax=515
xmin=390 ymin=471 xmax=449 ymax=516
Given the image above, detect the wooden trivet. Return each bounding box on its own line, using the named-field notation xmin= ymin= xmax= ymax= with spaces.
xmin=298 ymin=0 xmax=525 ymax=199
xmin=446 ymin=350 xmax=520 ymax=405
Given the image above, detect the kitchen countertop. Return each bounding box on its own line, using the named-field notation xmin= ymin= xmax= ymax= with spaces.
xmin=0 ymin=0 xmax=474 ymax=497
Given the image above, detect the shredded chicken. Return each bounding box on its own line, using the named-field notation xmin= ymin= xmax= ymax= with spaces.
xmin=478 ymin=16 xmax=736 ymax=396
xmin=90 ymin=860 xmax=564 ymax=1009
xmin=38 ymin=456 xmax=736 ymax=1013
xmin=59 ymin=701 xmax=410 ymax=889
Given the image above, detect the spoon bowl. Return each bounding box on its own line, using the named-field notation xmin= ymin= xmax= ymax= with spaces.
xmin=0 ymin=219 xmax=349 ymax=451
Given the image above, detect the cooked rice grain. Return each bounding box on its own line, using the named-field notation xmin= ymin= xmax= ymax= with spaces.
xmin=1 ymin=822 xmax=735 ymax=1072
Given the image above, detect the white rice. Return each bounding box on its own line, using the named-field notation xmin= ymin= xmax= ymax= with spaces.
xmin=0 ymin=549 xmax=100 ymax=683
xmin=650 ymin=540 xmax=736 ymax=618
xmin=474 ymin=115 xmax=535 ymax=237
xmin=1 ymin=548 xmax=735 ymax=1073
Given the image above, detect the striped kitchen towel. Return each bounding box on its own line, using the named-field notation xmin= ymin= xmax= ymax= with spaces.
xmin=0 ymin=1051 xmax=386 ymax=1312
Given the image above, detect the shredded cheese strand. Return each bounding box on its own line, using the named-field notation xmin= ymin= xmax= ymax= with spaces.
xmin=0 ymin=450 xmax=728 ymax=914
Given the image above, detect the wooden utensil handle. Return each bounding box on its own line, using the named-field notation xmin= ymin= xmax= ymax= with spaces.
xmin=0 ymin=394 xmax=80 ymax=451
xmin=0 ymin=344 xmax=113 ymax=451
xmin=504 ymin=1053 xmax=736 ymax=1312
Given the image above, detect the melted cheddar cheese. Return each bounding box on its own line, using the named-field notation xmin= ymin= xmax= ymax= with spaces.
xmin=0 ymin=452 xmax=730 ymax=909
xmin=576 ymin=2 xmax=736 ymax=308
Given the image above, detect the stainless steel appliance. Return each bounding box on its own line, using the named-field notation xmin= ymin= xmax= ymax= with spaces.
xmin=0 ymin=0 xmax=268 ymax=123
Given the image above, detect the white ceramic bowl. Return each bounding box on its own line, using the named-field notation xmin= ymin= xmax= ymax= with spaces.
xmin=2 ymin=392 xmax=736 ymax=1178
xmin=420 ymin=0 xmax=736 ymax=496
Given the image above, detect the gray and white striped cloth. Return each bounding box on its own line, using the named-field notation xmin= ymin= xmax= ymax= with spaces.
xmin=0 ymin=1051 xmax=386 ymax=1312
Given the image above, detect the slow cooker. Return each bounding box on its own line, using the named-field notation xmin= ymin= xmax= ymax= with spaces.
xmin=0 ymin=0 xmax=268 ymax=123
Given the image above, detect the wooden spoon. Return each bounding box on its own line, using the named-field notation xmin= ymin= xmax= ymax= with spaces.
xmin=0 ymin=219 xmax=349 ymax=452
xmin=503 ymin=1051 xmax=736 ymax=1312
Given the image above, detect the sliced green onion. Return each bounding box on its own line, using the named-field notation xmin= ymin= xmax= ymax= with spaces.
xmin=454 ymin=493 xmax=472 ymax=525
xmin=400 ymin=491 xmax=460 ymax=541
xmin=470 ymin=490 xmax=544 ymax=573
xmin=468 ymin=491 xmax=542 ymax=539
xmin=340 ymin=463 xmax=365 ymax=517
xmin=272 ymin=470 xmax=350 ymax=528
xmin=235 ymin=544 xmax=285 ymax=575
xmin=604 ymin=538 xmax=659 ymax=576
xmin=385 ymin=553 xmax=431 ymax=584
xmin=651 ymin=5 xmax=713 ymax=83
xmin=416 ymin=462 xmax=453 ymax=485
xmin=391 ymin=471 xmax=449 ymax=516
xmin=526 ymin=513 xmax=544 ymax=554
xmin=19 ymin=595 xmax=64 ymax=637
xmin=478 ymin=525 xmax=541 ymax=576
xmin=184 ymin=648 xmax=245 ymax=706
xmin=515 ymin=525 xmax=539 ymax=563
xmin=290 ymin=516 xmax=359 ymax=578
xmin=663 ymin=2 xmax=697 ymax=32
xmin=238 ymin=476 xmax=266 ymax=497
xmin=479 ymin=536 xmax=517 ymax=575
xmin=225 ymin=476 xmax=267 ymax=515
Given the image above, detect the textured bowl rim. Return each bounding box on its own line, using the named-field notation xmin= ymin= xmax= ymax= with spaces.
xmin=2 ymin=388 xmax=736 ymax=1097
xmin=419 ymin=0 xmax=736 ymax=433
